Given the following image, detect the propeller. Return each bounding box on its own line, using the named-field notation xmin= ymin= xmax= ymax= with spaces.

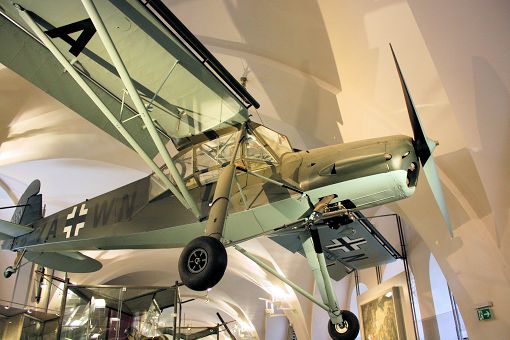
xmin=390 ymin=44 xmax=453 ymax=236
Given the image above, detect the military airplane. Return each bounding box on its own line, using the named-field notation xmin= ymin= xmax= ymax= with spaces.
xmin=0 ymin=1 xmax=451 ymax=339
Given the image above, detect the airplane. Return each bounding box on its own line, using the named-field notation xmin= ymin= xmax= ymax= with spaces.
xmin=0 ymin=1 xmax=452 ymax=339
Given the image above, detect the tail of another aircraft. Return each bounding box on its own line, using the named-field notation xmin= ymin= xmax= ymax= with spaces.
xmin=390 ymin=44 xmax=452 ymax=236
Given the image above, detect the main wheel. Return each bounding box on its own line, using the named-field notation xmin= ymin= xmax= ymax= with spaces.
xmin=4 ymin=266 xmax=16 ymax=279
xmin=178 ymin=236 xmax=227 ymax=291
xmin=328 ymin=310 xmax=360 ymax=340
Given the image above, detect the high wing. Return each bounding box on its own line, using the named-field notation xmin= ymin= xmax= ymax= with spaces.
xmin=0 ymin=0 xmax=256 ymax=156
xmin=0 ymin=0 xmax=260 ymax=217
xmin=270 ymin=211 xmax=401 ymax=281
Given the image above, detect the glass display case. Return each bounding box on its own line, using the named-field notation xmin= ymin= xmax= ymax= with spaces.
xmin=60 ymin=285 xmax=179 ymax=340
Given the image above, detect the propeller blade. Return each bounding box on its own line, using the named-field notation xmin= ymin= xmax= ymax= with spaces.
xmin=390 ymin=44 xmax=431 ymax=166
xmin=390 ymin=44 xmax=453 ymax=236
xmin=422 ymin=157 xmax=453 ymax=236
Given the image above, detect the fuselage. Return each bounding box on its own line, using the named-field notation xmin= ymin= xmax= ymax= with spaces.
xmin=7 ymin=135 xmax=419 ymax=253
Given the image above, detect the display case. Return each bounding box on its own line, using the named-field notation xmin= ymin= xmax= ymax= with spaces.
xmin=60 ymin=285 xmax=179 ymax=340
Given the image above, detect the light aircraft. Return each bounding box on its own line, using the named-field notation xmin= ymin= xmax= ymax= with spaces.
xmin=0 ymin=1 xmax=451 ymax=339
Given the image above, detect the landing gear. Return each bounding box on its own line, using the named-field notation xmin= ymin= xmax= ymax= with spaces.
xmin=328 ymin=311 xmax=360 ymax=340
xmin=4 ymin=250 xmax=25 ymax=279
xmin=178 ymin=236 xmax=227 ymax=291
xmin=3 ymin=266 xmax=16 ymax=279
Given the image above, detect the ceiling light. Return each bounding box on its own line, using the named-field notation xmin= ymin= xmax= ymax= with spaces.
xmin=385 ymin=291 xmax=393 ymax=298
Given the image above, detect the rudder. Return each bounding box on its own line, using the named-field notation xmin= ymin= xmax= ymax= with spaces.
xmin=11 ymin=180 xmax=43 ymax=225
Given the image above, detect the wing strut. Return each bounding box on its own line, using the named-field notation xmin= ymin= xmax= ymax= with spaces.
xmin=233 ymin=244 xmax=330 ymax=312
xmin=81 ymin=0 xmax=200 ymax=219
xmin=16 ymin=6 xmax=194 ymax=215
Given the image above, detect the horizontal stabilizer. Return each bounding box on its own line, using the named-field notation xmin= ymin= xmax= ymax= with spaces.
xmin=270 ymin=211 xmax=401 ymax=281
xmin=25 ymin=251 xmax=102 ymax=273
xmin=0 ymin=220 xmax=33 ymax=240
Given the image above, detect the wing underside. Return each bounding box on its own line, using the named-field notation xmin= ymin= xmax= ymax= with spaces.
xmin=270 ymin=211 xmax=401 ymax=281
xmin=0 ymin=0 xmax=252 ymax=156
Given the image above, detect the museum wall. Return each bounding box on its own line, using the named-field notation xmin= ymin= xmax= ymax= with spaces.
xmin=0 ymin=0 xmax=507 ymax=338
xmin=343 ymin=227 xmax=461 ymax=340
xmin=317 ymin=0 xmax=510 ymax=339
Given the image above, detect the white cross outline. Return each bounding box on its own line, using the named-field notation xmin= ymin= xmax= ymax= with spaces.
xmin=63 ymin=203 xmax=88 ymax=239
xmin=326 ymin=236 xmax=367 ymax=252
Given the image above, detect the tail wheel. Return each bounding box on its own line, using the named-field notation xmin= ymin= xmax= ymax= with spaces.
xmin=328 ymin=310 xmax=360 ymax=340
xmin=178 ymin=236 xmax=227 ymax=291
xmin=4 ymin=266 xmax=16 ymax=279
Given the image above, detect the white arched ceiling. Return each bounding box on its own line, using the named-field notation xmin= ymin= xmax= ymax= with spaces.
xmin=0 ymin=0 xmax=509 ymax=338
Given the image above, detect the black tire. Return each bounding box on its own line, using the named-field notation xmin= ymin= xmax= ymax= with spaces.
xmin=328 ymin=310 xmax=360 ymax=340
xmin=178 ymin=236 xmax=227 ymax=291
xmin=3 ymin=266 xmax=15 ymax=279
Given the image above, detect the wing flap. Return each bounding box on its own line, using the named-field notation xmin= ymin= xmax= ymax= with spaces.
xmin=270 ymin=211 xmax=400 ymax=281
xmin=25 ymin=251 xmax=102 ymax=273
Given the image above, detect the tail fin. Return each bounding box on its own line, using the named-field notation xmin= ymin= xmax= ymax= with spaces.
xmin=11 ymin=180 xmax=42 ymax=225
xmin=390 ymin=45 xmax=453 ymax=236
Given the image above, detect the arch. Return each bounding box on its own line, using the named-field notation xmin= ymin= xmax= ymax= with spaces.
xmin=429 ymin=254 xmax=468 ymax=339
xmin=382 ymin=261 xmax=404 ymax=282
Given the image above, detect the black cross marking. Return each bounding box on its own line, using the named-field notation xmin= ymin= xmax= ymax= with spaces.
xmin=342 ymin=254 xmax=369 ymax=263
xmin=63 ymin=204 xmax=87 ymax=238
xmin=326 ymin=236 xmax=367 ymax=252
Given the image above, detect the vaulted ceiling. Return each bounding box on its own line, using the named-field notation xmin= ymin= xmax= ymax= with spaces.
xmin=0 ymin=0 xmax=508 ymax=339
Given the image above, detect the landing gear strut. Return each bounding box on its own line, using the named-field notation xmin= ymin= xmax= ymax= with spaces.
xmin=179 ymin=126 xmax=245 ymax=291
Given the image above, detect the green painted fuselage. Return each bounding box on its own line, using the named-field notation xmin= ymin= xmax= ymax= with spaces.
xmin=7 ymin=135 xmax=418 ymax=253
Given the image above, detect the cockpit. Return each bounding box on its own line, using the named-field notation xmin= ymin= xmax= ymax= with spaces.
xmin=152 ymin=123 xmax=293 ymax=194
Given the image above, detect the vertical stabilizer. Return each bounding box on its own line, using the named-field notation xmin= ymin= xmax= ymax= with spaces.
xmin=11 ymin=180 xmax=42 ymax=225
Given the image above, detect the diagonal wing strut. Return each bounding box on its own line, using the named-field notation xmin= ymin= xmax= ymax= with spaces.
xmin=17 ymin=4 xmax=201 ymax=218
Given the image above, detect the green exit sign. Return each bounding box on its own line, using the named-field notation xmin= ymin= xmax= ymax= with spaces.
xmin=477 ymin=307 xmax=493 ymax=321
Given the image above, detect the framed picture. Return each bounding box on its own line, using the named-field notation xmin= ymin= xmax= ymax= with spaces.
xmin=359 ymin=286 xmax=406 ymax=340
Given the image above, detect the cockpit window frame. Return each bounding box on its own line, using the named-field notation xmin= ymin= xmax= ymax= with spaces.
xmin=167 ymin=122 xmax=292 ymax=189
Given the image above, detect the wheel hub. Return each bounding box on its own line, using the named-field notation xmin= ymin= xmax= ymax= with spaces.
xmin=187 ymin=248 xmax=208 ymax=273
xmin=335 ymin=321 xmax=348 ymax=334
